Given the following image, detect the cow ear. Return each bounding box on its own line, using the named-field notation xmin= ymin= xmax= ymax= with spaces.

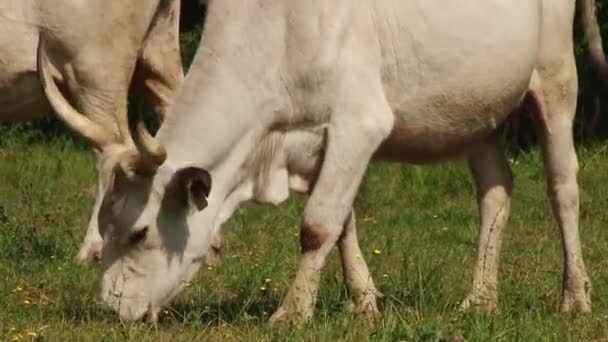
xmin=175 ymin=167 xmax=212 ymax=211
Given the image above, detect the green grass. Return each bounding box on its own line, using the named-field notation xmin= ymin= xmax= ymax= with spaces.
xmin=1 ymin=138 xmax=608 ymax=341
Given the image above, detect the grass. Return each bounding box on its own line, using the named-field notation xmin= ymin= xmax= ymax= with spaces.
xmin=1 ymin=136 xmax=608 ymax=341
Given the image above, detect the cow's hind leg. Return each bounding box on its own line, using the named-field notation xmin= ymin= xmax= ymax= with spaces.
xmin=535 ymin=61 xmax=591 ymax=312
xmin=460 ymin=138 xmax=513 ymax=313
xmin=339 ymin=211 xmax=380 ymax=321
xmin=269 ymin=76 xmax=393 ymax=324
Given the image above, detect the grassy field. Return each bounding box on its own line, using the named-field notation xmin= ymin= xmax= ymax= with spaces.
xmin=1 ymin=136 xmax=608 ymax=341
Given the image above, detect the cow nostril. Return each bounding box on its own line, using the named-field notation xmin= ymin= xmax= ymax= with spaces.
xmin=211 ymin=242 xmax=223 ymax=254
xmin=85 ymin=241 xmax=103 ymax=264
xmin=92 ymin=250 xmax=102 ymax=262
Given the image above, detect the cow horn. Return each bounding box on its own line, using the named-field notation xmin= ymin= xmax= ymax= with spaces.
xmin=128 ymin=99 xmax=167 ymax=167
xmin=36 ymin=35 xmax=116 ymax=151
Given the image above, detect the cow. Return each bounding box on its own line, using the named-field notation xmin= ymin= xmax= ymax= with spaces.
xmin=39 ymin=0 xmax=592 ymax=323
xmin=0 ymin=0 xmax=184 ymax=263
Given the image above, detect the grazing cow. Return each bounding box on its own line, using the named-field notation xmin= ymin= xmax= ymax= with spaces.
xmin=39 ymin=0 xmax=592 ymax=323
xmin=0 ymin=0 xmax=184 ymax=263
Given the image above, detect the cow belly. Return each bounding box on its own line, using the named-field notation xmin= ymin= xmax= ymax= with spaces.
xmin=0 ymin=71 xmax=50 ymax=121
xmin=366 ymin=0 xmax=539 ymax=163
xmin=375 ymin=90 xmax=524 ymax=164
xmin=375 ymin=123 xmax=497 ymax=164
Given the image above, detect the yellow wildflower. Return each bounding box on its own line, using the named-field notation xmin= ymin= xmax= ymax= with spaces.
xmin=373 ymin=249 xmax=381 ymax=255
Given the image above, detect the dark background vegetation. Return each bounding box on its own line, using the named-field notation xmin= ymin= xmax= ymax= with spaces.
xmin=1 ymin=1 xmax=607 ymax=150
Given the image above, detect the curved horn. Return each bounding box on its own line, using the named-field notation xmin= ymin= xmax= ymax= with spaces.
xmin=128 ymin=97 xmax=167 ymax=166
xmin=36 ymin=34 xmax=116 ymax=151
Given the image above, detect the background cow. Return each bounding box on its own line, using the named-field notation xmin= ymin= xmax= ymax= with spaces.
xmin=0 ymin=0 xmax=184 ymax=263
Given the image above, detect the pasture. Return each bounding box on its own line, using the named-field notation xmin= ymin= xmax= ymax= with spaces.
xmin=1 ymin=131 xmax=608 ymax=341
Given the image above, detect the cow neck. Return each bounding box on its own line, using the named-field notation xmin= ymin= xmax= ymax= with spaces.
xmin=156 ymin=0 xmax=286 ymax=193
xmin=155 ymin=53 xmax=281 ymax=170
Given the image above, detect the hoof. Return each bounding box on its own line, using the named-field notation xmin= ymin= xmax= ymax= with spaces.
xmin=268 ymin=306 xmax=311 ymax=326
xmin=560 ymin=277 xmax=592 ymax=314
xmin=459 ymin=291 xmax=497 ymax=314
xmin=345 ymin=293 xmax=381 ymax=323
xmin=560 ymin=290 xmax=591 ymax=314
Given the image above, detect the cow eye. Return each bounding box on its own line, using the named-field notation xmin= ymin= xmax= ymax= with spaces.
xmin=128 ymin=226 xmax=148 ymax=245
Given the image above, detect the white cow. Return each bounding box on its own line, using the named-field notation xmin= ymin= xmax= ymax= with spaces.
xmin=40 ymin=0 xmax=592 ymax=323
xmin=0 ymin=0 xmax=184 ymax=263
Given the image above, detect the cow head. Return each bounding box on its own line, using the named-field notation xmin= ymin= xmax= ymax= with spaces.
xmin=38 ymin=30 xmax=320 ymax=321
xmin=97 ymin=157 xmax=214 ymax=321
xmin=37 ymin=39 xmax=222 ymax=321
xmin=94 ymin=127 xmax=321 ymax=321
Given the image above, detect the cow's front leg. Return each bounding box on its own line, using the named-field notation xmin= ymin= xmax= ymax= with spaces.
xmin=59 ymin=56 xmax=128 ymax=265
xmin=76 ymin=208 xmax=103 ymax=264
xmin=339 ymin=211 xmax=380 ymax=321
xmin=269 ymin=80 xmax=393 ymax=325
xmin=460 ymin=139 xmax=513 ymax=313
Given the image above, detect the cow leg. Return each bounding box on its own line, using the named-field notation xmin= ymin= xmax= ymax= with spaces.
xmin=269 ymin=84 xmax=393 ymax=324
xmin=459 ymin=139 xmax=513 ymax=313
xmin=76 ymin=165 xmax=105 ymax=264
xmin=338 ymin=211 xmax=380 ymax=320
xmin=535 ymin=61 xmax=591 ymax=313
xmin=58 ymin=55 xmax=132 ymax=265
xmin=76 ymin=20 xmax=183 ymax=263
